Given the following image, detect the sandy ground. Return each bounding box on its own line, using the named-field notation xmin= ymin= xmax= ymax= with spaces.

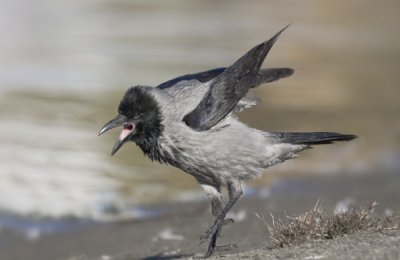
xmin=1 ymin=171 xmax=399 ymax=260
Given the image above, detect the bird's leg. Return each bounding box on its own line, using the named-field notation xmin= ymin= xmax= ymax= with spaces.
xmin=201 ymin=184 xmax=233 ymax=230
xmin=199 ymin=184 xmax=225 ymax=251
xmin=201 ymin=181 xmax=243 ymax=258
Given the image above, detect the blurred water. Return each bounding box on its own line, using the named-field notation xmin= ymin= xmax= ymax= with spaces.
xmin=0 ymin=0 xmax=399 ymax=220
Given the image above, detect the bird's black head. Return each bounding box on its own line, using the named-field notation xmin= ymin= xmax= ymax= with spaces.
xmin=99 ymin=86 xmax=163 ymax=155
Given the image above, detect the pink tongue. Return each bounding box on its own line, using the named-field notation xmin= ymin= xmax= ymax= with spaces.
xmin=119 ymin=125 xmax=134 ymax=140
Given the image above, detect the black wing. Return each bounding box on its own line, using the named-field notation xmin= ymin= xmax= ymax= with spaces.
xmin=156 ymin=67 xmax=293 ymax=90
xmin=256 ymin=68 xmax=293 ymax=85
xmin=156 ymin=68 xmax=226 ymax=89
xmin=183 ymin=25 xmax=290 ymax=131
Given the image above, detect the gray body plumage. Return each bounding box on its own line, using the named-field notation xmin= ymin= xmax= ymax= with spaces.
xmin=148 ymin=82 xmax=306 ymax=186
xmin=99 ymin=26 xmax=356 ymax=257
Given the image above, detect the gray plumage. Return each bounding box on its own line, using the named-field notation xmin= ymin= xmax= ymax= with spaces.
xmin=99 ymin=26 xmax=356 ymax=257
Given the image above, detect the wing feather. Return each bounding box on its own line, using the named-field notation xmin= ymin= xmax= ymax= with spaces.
xmin=156 ymin=68 xmax=225 ymax=89
xmin=183 ymin=25 xmax=290 ymax=131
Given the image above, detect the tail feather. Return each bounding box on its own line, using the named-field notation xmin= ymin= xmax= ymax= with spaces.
xmin=275 ymin=132 xmax=357 ymax=145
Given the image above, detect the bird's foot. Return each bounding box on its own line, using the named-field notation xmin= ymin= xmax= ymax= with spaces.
xmin=200 ymin=217 xmax=235 ymax=258
xmin=203 ymin=242 xmax=238 ymax=258
xmin=216 ymin=218 xmax=234 ymax=237
xmin=204 ymin=241 xmax=215 ymax=258
xmin=200 ymin=217 xmax=234 ymax=244
xmin=200 ymin=223 xmax=220 ymax=245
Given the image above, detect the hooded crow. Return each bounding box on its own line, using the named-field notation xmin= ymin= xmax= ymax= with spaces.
xmin=99 ymin=25 xmax=356 ymax=257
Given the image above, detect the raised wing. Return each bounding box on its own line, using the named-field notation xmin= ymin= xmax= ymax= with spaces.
xmin=256 ymin=68 xmax=293 ymax=85
xmin=157 ymin=67 xmax=293 ymax=90
xmin=156 ymin=68 xmax=225 ymax=89
xmin=183 ymin=25 xmax=290 ymax=131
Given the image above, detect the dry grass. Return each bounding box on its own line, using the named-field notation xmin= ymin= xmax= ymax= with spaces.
xmin=256 ymin=201 xmax=399 ymax=248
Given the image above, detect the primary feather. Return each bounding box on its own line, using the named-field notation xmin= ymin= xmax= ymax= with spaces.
xmin=182 ymin=25 xmax=290 ymax=131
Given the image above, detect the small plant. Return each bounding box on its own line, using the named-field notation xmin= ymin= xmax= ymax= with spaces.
xmin=256 ymin=201 xmax=399 ymax=248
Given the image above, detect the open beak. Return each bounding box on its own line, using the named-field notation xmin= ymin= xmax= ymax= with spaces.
xmin=99 ymin=115 xmax=136 ymax=155
xmin=99 ymin=114 xmax=127 ymax=136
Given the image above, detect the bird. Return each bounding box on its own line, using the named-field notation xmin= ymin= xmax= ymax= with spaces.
xmin=99 ymin=25 xmax=356 ymax=258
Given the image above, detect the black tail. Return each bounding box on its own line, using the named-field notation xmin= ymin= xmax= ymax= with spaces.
xmin=275 ymin=132 xmax=357 ymax=145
